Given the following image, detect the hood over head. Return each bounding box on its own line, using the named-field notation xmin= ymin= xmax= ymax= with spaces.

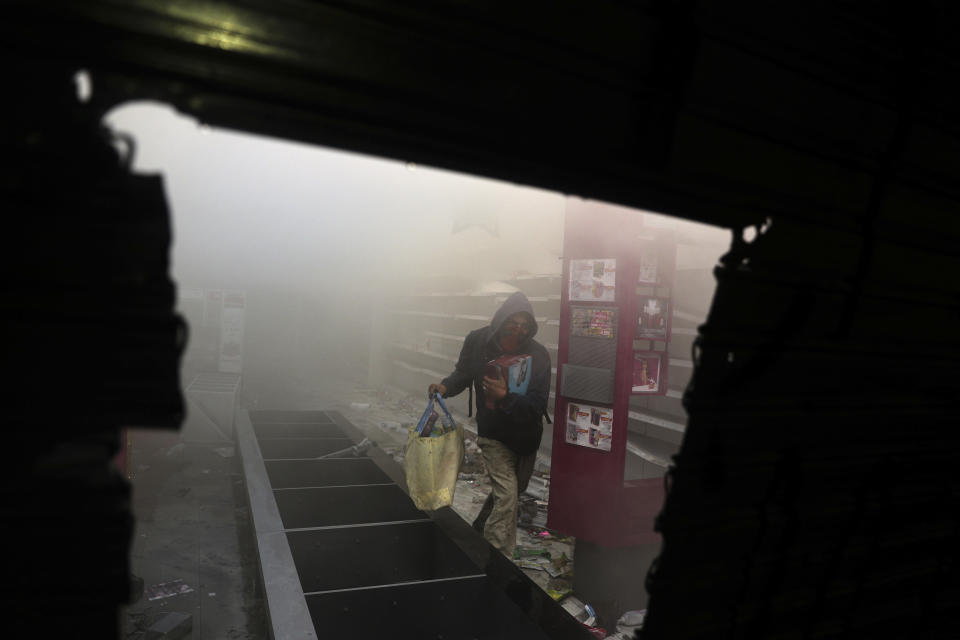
xmin=490 ymin=291 xmax=538 ymax=341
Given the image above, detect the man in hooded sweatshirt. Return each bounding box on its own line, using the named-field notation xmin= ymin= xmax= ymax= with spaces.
xmin=428 ymin=291 xmax=551 ymax=557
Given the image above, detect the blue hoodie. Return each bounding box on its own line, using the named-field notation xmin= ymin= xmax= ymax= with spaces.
xmin=441 ymin=292 xmax=551 ymax=455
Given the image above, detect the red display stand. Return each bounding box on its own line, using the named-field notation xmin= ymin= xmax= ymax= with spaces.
xmin=548 ymin=199 xmax=675 ymax=547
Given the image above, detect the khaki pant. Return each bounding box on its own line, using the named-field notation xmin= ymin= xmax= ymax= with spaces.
xmin=475 ymin=437 xmax=536 ymax=558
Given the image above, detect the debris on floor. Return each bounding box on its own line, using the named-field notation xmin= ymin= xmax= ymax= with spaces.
xmin=518 ymin=495 xmax=548 ymax=529
xmin=316 ymin=437 xmax=375 ymax=459
xmin=514 ymin=530 xmax=574 ymax=592
xmin=380 ymin=445 xmax=405 ymax=465
xmin=548 ymin=552 xmax=572 ymax=578
xmin=608 ymin=609 xmax=646 ymax=638
xmin=516 ymin=557 xmax=552 ymax=571
xmin=461 ymin=435 xmax=485 ymax=474
xmin=558 ymin=595 xmax=606 ymax=638
xmin=525 ymin=527 xmax=573 ymax=544
xmin=517 ymin=557 xmax=569 ymax=580
xmin=514 ymin=546 xmax=551 ymax=560
xmin=558 ymin=593 xmax=588 ymax=617
xmin=378 ymin=421 xmax=405 ymax=433
xmin=144 ymin=611 xmax=192 ymax=640
xmin=524 ymin=472 xmax=550 ymax=500
xmin=144 ymin=579 xmax=194 ymax=601
xmin=584 ymin=625 xmax=607 ymax=639
xmin=164 ymin=443 xmax=184 ymax=457
xmin=213 ymin=446 xmax=235 ymax=458
xmin=546 ymin=585 xmax=572 ymax=601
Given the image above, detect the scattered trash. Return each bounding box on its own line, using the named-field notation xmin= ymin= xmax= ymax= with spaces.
xmin=616 ymin=609 xmax=646 ymax=636
xmin=519 ymin=508 xmax=550 ymax=524
xmin=518 ymin=495 xmax=549 ymax=528
xmin=208 ymin=592 xmax=216 ymax=597
xmin=137 ymin=464 xmax=151 ymax=472
xmin=316 ymin=437 xmax=376 ymax=459
xmin=517 ymin=558 xmax=553 ymax=571
xmin=524 ymin=474 xmax=550 ymax=500
xmin=560 ymin=595 xmax=587 ymax=618
xmin=378 ymin=421 xmax=404 ymax=433
xmin=547 ymin=575 xmax=573 ymax=594
xmin=144 ymin=611 xmax=192 ymax=640
xmin=558 ymin=597 xmax=606 ymax=638
xmin=514 ymin=546 xmax=551 ymax=560
xmin=546 ymin=552 xmax=572 ymax=578
xmin=213 ymin=447 xmax=234 ymax=458
xmin=618 ymin=610 xmax=646 ymax=627
xmin=349 ymin=402 xmax=370 ymax=410
xmin=381 ymin=445 xmax=404 ymax=465
xmin=582 ymin=603 xmax=597 ymax=626
xmin=145 ymin=579 xmax=194 ymax=601
xmin=518 ymin=496 xmax=538 ymax=517
xmin=460 ymin=452 xmax=485 ymax=474
xmin=164 ymin=443 xmax=184 ymax=457
xmin=524 ymin=486 xmax=549 ymax=501
xmin=201 ymin=469 xmax=210 ymax=474
xmin=547 ymin=587 xmax=571 ymax=601
xmin=526 ymin=528 xmax=573 ymax=544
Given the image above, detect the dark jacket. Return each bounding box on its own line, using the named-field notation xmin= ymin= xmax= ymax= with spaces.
xmin=441 ymin=292 xmax=551 ymax=455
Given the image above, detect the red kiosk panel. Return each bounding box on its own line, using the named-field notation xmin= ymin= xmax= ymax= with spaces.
xmin=548 ymin=200 xmax=675 ymax=547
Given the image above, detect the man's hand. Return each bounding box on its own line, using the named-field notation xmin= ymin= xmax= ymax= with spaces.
xmin=482 ymin=369 xmax=508 ymax=404
xmin=428 ymin=383 xmax=447 ymax=398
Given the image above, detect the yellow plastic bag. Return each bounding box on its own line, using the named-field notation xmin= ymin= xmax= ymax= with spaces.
xmin=403 ymin=398 xmax=464 ymax=511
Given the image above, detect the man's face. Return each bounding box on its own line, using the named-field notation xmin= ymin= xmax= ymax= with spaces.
xmin=501 ymin=312 xmax=533 ymax=339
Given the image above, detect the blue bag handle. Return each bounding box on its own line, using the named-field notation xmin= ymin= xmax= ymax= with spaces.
xmin=415 ymin=393 xmax=456 ymax=435
xmin=433 ymin=393 xmax=455 ymax=424
xmin=415 ymin=396 xmax=436 ymax=435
